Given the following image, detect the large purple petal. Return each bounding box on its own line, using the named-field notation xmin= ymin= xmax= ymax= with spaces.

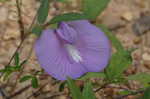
xmin=35 ymin=29 xmax=87 ymax=80
xmin=67 ymin=20 xmax=111 ymax=72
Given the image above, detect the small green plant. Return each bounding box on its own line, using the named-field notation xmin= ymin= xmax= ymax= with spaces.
xmin=0 ymin=52 xmax=26 ymax=81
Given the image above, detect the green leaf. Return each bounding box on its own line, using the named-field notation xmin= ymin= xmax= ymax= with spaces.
xmin=31 ymin=77 xmax=39 ymax=88
xmin=0 ymin=0 xmax=9 ymax=2
xmin=67 ymin=77 xmax=83 ymax=99
xmin=142 ymin=87 xmax=150 ymax=99
xmin=20 ymin=75 xmax=33 ymax=83
xmin=37 ymin=0 xmax=50 ymax=24
xmin=0 ymin=69 xmax=6 ymax=73
xmin=56 ymin=0 xmax=69 ymax=3
xmin=3 ymin=71 xmax=12 ymax=81
xmin=49 ymin=13 xmax=87 ymax=24
xmin=14 ymin=52 xmax=19 ymax=66
xmin=82 ymin=82 xmax=96 ymax=99
xmin=118 ymin=90 xmax=133 ymax=95
xmin=32 ymin=25 xmax=43 ymax=36
xmin=97 ymin=24 xmax=124 ymax=51
xmin=0 ymin=67 xmax=11 ymax=73
xmin=105 ymin=50 xmax=132 ymax=81
xmin=82 ymin=0 xmax=110 ymax=19
xmin=127 ymin=73 xmax=150 ymax=87
xmin=49 ymin=23 xmax=58 ymax=29
xmin=78 ymin=72 xmax=105 ymax=80
xmin=5 ymin=66 xmax=18 ymax=71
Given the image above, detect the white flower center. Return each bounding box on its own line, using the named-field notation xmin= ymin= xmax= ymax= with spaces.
xmin=65 ymin=44 xmax=82 ymax=63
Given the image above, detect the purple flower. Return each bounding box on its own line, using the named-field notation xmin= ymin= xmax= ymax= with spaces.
xmin=35 ymin=20 xmax=111 ymax=80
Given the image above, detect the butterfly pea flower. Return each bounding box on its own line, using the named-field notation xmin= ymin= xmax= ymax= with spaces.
xmin=35 ymin=20 xmax=111 ymax=80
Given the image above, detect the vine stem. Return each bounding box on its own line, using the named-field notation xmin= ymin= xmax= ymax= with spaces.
xmin=7 ymin=39 xmax=24 ymax=66
xmin=6 ymin=0 xmax=24 ymax=66
xmin=93 ymin=83 xmax=108 ymax=92
xmin=16 ymin=0 xmax=25 ymax=40
xmin=8 ymin=85 xmax=31 ymax=98
xmin=9 ymin=39 xmax=36 ymax=93
xmin=27 ymin=82 xmax=49 ymax=99
xmin=6 ymin=0 xmax=37 ymax=67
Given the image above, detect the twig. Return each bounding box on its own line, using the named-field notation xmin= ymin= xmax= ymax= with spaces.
xmin=9 ymin=39 xmax=36 ymax=93
xmin=44 ymin=92 xmax=66 ymax=99
xmin=8 ymin=85 xmax=31 ymax=98
xmin=16 ymin=0 xmax=25 ymax=40
xmin=27 ymin=82 xmax=49 ymax=99
xmin=6 ymin=0 xmax=37 ymax=67
xmin=93 ymin=83 xmax=109 ymax=92
xmin=27 ymin=12 xmax=37 ymax=33
xmin=7 ymin=39 xmax=24 ymax=67
xmin=6 ymin=0 xmax=25 ymax=67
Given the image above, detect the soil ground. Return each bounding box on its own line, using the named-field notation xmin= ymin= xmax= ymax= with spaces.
xmin=0 ymin=0 xmax=150 ymax=99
